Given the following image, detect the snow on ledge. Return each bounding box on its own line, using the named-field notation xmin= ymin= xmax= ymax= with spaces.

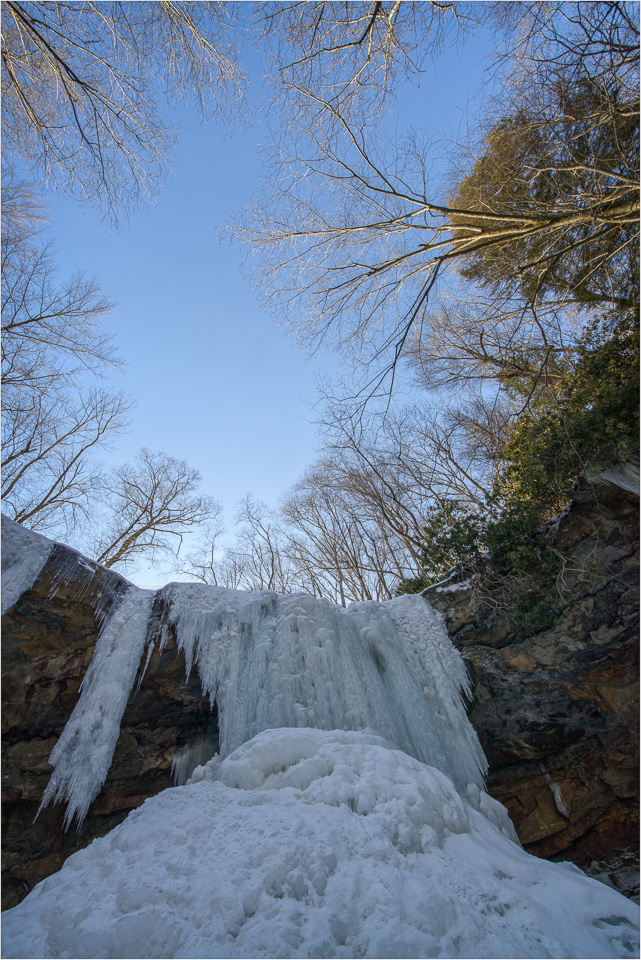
xmin=1 ymin=515 xmax=55 ymax=615
xmin=590 ymin=460 xmax=640 ymax=496
xmin=434 ymin=577 xmax=473 ymax=595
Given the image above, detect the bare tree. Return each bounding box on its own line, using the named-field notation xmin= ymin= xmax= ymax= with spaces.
xmin=180 ymin=407 xmax=498 ymax=602
xmin=180 ymin=473 xmax=420 ymax=604
xmin=179 ymin=518 xmax=227 ymax=585
xmin=241 ymin=2 xmax=638 ymax=402
xmin=403 ymin=290 xmax=581 ymax=394
xmin=283 ymin=457 xmax=426 ymax=604
xmin=93 ymin=448 xmax=219 ymax=569
xmin=2 ymin=6 xmax=241 ymax=560
xmin=1 ymin=177 xmax=131 ymax=533
xmin=291 ymin=391 xmax=524 ymax=595
xmin=325 ymin=394 xmax=500 ymax=502
xmin=180 ymin=495 xmax=295 ymax=592
xmin=2 ymin=388 xmax=129 ymax=533
xmin=2 ymin=1 xmax=246 ymax=218
xmin=2 ymin=181 xmax=119 ymax=382
xmin=225 ymin=494 xmax=294 ymax=593
xmin=260 ymin=1 xmax=471 ymax=122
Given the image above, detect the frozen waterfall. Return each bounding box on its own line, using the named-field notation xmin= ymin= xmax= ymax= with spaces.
xmin=4 ymin=520 xmax=639 ymax=960
xmin=40 ymin=580 xmax=490 ymax=829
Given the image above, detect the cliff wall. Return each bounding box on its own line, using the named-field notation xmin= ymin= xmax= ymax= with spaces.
xmin=425 ymin=471 xmax=639 ymax=898
xmin=2 ymin=536 xmax=217 ymax=910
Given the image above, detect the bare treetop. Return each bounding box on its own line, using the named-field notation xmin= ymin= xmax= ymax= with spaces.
xmin=2 ymin=1 xmax=246 ymax=219
xmin=241 ymin=1 xmax=639 ymax=406
xmin=261 ymin=1 xmax=472 ymax=120
xmin=94 ymin=448 xmax=219 ymax=568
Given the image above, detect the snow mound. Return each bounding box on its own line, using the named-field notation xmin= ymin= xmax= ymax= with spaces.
xmin=3 ymin=729 xmax=638 ymax=960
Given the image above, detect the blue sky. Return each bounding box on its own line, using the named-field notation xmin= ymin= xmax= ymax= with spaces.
xmin=36 ymin=22 xmax=497 ymax=584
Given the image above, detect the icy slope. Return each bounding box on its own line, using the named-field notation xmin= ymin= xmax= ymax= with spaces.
xmin=3 ymin=729 xmax=638 ymax=960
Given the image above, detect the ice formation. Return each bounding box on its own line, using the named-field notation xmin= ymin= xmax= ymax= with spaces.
xmin=4 ymin=520 xmax=640 ymax=959
xmin=160 ymin=584 xmax=486 ymax=793
xmin=3 ymin=729 xmax=639 ymax=960
xmin=36 ymin=573 xmax=490 ymax=826
xmin=40 ymin=585 xmax=156 ymax=827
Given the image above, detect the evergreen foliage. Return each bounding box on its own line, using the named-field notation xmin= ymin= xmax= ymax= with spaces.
xmin=397 ymin=313 xmax=639 ymax=625
xmin=502 ymin=314 xmax=639 ymax=513
xmin=397 ymin=1 xmax=639 ymax=618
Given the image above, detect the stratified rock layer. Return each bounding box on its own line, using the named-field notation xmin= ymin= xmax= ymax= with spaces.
xmin=425 ymin=472 xmax=639 ymax=898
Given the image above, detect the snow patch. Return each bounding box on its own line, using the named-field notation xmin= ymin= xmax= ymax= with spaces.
xmin=1 ymin=515 xmax=54 ymax=614
xmin=434 ymin=577 xmax=473 ymax=594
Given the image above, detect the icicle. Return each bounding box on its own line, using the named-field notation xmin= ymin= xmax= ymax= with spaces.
xmin=136 ymin=639 xmax=156 ymax=692
xmin=47 ymin=551 xmax=130 ymax=635
xmin=39 ymin=585 xmax=155 ymax=828
xmin=540 ymin=763 xmax=570 ymax=818
xmin=170 ymin=735 xmax=220 ymax=785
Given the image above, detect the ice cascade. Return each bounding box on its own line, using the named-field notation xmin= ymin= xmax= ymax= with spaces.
xmin=40 ymin=585 xmax=155 ymax=827
xmin=40 ymin=579 xmax=490 ymax=827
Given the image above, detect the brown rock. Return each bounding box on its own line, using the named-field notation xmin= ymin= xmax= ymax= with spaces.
xmin=1 ymin=542 xmax=218 ymax=910
xmin=425 ymin=471 xmax=639 ymax=898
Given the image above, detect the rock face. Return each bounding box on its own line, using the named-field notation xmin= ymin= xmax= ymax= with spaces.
xmin=425 ymin=471 xmax=639 ymax=899
xmin=1 ymin=537 xmax=218 ymax=910
xmin=2 ymin=468 xmax=639 ymax=909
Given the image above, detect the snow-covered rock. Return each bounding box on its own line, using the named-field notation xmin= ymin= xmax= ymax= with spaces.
xmin=1 ymin=515 xmax=54 ymax=615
